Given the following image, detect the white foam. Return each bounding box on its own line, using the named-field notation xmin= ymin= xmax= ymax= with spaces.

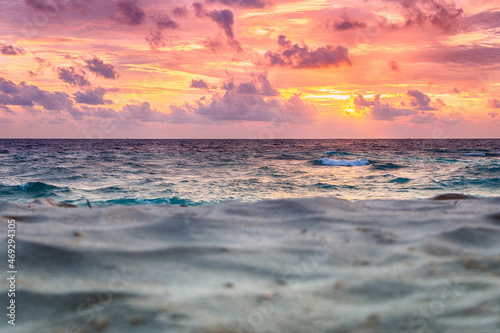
xmin=317 ymin=158 xmax=369 ymax=166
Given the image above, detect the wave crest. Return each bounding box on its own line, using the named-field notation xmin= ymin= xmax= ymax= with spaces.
xmin=315 ymin=158 xmax=369 ymax=166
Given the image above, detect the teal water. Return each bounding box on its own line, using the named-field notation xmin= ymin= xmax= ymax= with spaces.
xmin=0 ymin=139 xmax=498 ymax=206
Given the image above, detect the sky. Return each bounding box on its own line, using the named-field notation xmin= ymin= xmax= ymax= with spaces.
xmin=0 ymin=0 xmax=499 ymax=138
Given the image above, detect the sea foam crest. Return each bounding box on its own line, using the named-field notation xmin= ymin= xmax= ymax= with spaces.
xmin=316 ymin=158 xmax=369 ymax=166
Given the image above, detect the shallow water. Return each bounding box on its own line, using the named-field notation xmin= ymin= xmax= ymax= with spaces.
xmin=0 ymin=139 xmax=499 ymax=206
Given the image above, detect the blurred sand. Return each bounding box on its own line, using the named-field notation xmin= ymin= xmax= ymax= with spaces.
xmin=1 ymin=196 xmax=499 ymax=333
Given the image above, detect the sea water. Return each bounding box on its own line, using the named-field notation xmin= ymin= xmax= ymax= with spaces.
xmin=0 ymin=139 xmax=498 ymax=206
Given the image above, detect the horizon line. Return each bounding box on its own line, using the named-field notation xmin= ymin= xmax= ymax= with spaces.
xmin=1 ymin=138 xmax=500 ymax=140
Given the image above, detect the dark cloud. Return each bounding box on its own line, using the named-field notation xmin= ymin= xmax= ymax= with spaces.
xmin=372 ymin=0 xmax=464 ymax=34
xmin=190 ymin=79 xmax=209 ymax=89
xmin=0 ymin=77 xmax=75 ymax=113
xmin=331 ymin=12 xmax=367 ymax=31
xmin=83 ymin=106 xmax=120 ymax=119
xmin=121 ymin=102 xmax=167 ymax=121
xmin=0 ymin=77 xmax=163 ymax=122
xmin=208 ymin=9 xmax=242 ymax=52
xmin=115 ymin=0 xmax=146 ymax=26
xmin=85 ymin=57 xmax=119 ymax=79
xmin=354 ymin=90 xmax=445 ymax=121
xmin=152 ymin=14 xmax=178 ymax=30
xmin=353 ymin=94 xmax=375 ymax=108
xmin=25 ymin=0 xmax=58 ymax=13
xmin=410 ymin=113 xmax=438 ymax=123
xmin=235 ymin=82 xmax=259 ymax=95
xmin=205 ymin=0 xmax=272 ymax=9
xmin=407 ymin=89 xmax=435 ymax=110
xmin=354 ymin=94 xmax=416 ymax=120
xmin=168 ymin=91 xmax=315 ymax=123
xmin=146 ymin=14 xmax=178 ymax=50
xmin=203 ymin=37 xmax=224 ymax=52
xmin=172 ymin=6 xmax=188 ymax=17
xmin=193 ymin=3 xmax=242 ymax=52
xmin=74 ymin=87 xmax=113 ymax=105
xmin=488 ymin=99 xmax=500 ymax=108
xmin=0 ymin=105 xmax=15 ymax=115
xmin=220 ymin=74 xmax=278 ymax=96
xmin=416 ymin=46 xmax=500 ymax=66
xmin=57 ymin=67 xmax=90 ymax=87
xmin=167 ymin=74 xmax=315 ymax=123
xmin=390 ymin=0 xmax=463 ymax=32
xmin=89 ymin=103 xmax=165 ymax=122
xmin=193 ymin=2 xmax=206 ymax=17
xmin=222 ymin=79 xmax=234 ymax=91
xmin=81 ymin=102 xmax=169 ymax=122
xmin=29 ymin=57 xmax=51 ymax=76
xmin=389 ymin=60 xmax=400 ymax=72
xmin=0 ymin=78 xmax=20 ymax=95
xmin=1 ymin=43 xmax=25 ymax=56
xmin=235 ymin=73 xmax=279 ymax=96
xmin=0 ymin=73 xmax=317 ymax=125
xmin=451 ymin=87 xmax=460 ymax=94
xmin=464 ymin=10 xmax=500 ymax=30
xmin=264 ymin=35 xmax=351 ymax=69
xmin=146 ymin=30 xmax=166 ymax=50
xmin=488 ymin=111 xmax=498 ymax=119
xmin=25 ymin=0 xmax=85 ymax=14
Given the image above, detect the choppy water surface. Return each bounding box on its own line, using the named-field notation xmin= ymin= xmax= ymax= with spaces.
xmin=0 ymin=139 xmax=498 ymax=206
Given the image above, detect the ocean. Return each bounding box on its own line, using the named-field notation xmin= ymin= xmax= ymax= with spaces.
xmin=2 ymin=139 xmax=500 ymax=333
xmin=0 ymin=139 xmax=499 ymax=206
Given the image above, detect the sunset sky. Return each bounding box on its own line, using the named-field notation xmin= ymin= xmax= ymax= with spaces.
xmin=0 ymin=0 xmax=499 ymax=138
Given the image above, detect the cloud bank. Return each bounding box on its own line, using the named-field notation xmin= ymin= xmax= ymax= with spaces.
xmin=1 ymin=43 xmax=25 ymax=56
xmin=264 ymin=36 xmax=351 ymax=69
xmin=354 ymin=90 xmax=445 ymax=121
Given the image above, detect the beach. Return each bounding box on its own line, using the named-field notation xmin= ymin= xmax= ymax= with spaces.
xmin=1 ymin=195 xmax=499 ymax=332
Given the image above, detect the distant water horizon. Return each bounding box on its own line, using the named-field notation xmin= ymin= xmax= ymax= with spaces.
xmin=2 ymin=138 xmax=500 ymax=140
xmin=1 ymin=138 xmax=499 ymax=206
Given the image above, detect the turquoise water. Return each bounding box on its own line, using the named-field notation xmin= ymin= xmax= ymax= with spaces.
xmin=0 ymin=139 xmax=498 ymax=206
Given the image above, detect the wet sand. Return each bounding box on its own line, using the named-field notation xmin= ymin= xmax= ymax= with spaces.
xmin=1 ymin=195 xmax=499 ymax=332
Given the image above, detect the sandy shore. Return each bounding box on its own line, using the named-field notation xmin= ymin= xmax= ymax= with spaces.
xmin=1 ymin=196 xmax=500 ymax=333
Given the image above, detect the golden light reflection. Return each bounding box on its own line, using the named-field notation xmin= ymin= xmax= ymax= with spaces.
xmin=343 ymin=105 xmax=365 ymax=118
xmin=240 ymin=0 xmax=331 ymax=18
xmin=443 ymin=30 xmax=500 ymax=47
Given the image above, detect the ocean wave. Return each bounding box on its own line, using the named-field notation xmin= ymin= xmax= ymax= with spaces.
xmin=269 ymin=154 xmax=305 ymax=160
xmin=470 ymin=165 xmax=500 ymax=174
xmin=0 ymin=182 xmax=70 ymax=200
xmin=389 ymin=177 xmax=411 ymax=184
xmin=325 ymin=150 xmax=354 ymax=156
xmin=370 ymin=162 xmax=404 ymax=170
xmin=19 ymin=181 xmax=60 ymax=193
xmin=102 ymin=196 xmax=199 ymax=206
xmin=315 ymin=158 xmax=369 ymax=166
xmin=463 ymin=153 xmax=487 ymax=157
xmin=314 ymin=182 xmax=338 ymax=189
